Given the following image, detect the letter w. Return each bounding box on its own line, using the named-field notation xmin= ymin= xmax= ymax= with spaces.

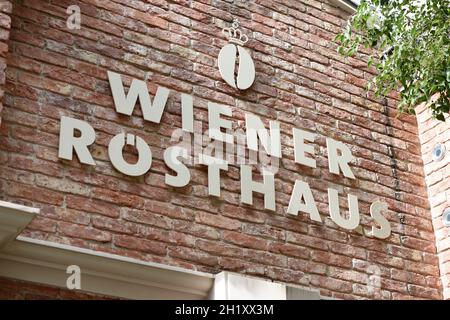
xmin=107 ymin=71 xmax=170 ymax=124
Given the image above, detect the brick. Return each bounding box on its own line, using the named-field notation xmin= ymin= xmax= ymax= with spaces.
xmin=194 ymin=211 xmax=241 ymax=231
xmin=266 ymin=266 xmax=310 ymax=286
xmin=7 ymin=182 xmax=64 ymax=205
xmin=329 ymin=267 xmax=368 ymax=284
xmin=196 ymin=239 xmax=243 ymax=258
xmin=65 ymin=195 xmax=120 ymax=218
xmin=367 ymin=251 xmax=405 ymax=269
xmin=268 ymin=242 xmax=310 ymax=259
xmin=39 ymin=205 xmax=90 ymax=226
xmin=92 ymin=216 xmax=139 ymax=235
xmin=114 ymin=234 xmax=166 ymax=256
xmin=218 ymin=257 xmax=265 ymax=275
xmin=310 ymin=275 xmax=352 ymax=293
xmin=122 ymin=207 xmax=172 ymax=229
xmin=311 ymin=250 xmax=353 ymax=268
xmin=244 ymin=248 xmax=287 ymax=268
xmin=58 ymin=222 xmax=111 ymax=242
xmin=91 ymin=187 xmax=145 ymax=209
xmin=27 ymin=216 xmax=57 ymax=233
xmin=220 ymin=204 xmax=267 ymax=223
xmin=168 ymin=246 xmax=218 ymax=267
xmin=35 ymin=174 xmax=90 ymax=196
xmin=173 ymin=220 xmax=220 ymax=240
xmin=223 ymin=230 xmax=268 ymax=250
xmin=242 ymin=223 xmax=285 ymax=241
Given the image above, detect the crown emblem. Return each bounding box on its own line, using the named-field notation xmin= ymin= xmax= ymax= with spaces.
xmin=218 ymin=18 xmax=255 ymax=90
xmin=222 ymin=19 xmax=249 ymax=46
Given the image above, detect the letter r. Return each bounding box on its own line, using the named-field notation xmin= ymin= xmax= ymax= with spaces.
xmin=58 ymin=116 xmax=96 ymax=165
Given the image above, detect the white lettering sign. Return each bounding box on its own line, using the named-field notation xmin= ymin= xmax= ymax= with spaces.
xmin=57 ymin=71 xmax=392 ymax=240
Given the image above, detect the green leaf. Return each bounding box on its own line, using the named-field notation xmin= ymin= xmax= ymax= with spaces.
xmin=436 ymin=113 xmax=445 ymax=121
xmin=335 ymin=0 xmax=450 ymax=121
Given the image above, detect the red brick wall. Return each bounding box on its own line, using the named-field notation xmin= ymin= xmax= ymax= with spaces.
xmin=416 ymin=104 xmax=450 ymax=299
xmin=0 ymin=0 xmax=442 ymax=299
xmin=0 ymin=276 xmax=115 ymax=299
xmin=0 ymin=0 xmax=12 ymax=125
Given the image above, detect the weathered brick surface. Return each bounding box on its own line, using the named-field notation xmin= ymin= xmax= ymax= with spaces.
xmin=416 ymin=104 xmax=450 ymax=299
xmin=0 ymin=0 xmax=442 ymax=299
xmin=0 ymin=0 xmax=12 ymax=126
xmin=0 ymin=276 xmax=115 ymax=299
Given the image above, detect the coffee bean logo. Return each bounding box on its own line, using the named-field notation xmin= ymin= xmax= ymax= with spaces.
xmin=218 ymin=20 xmax=255 ymax=90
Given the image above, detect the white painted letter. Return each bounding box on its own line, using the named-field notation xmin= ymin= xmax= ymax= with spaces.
xmin=370 ymin=201 xmax=391 ymax=239
xmin=293 ymin=128 xmax=316 ymax=168
xmin=246 ymin=113 xmax=281 ymax=158
xmin=66 ymin=5 xmax=81 ymax=30
xmin=328 ymin=188 xmax=360 ymax=230
xmin=204 ymin=155 xmax=228 ymax=197
xmin=108 ymin=133 xmax=152 ymax=176
xmin=240 ymin=165 xmax=275 ymax=211
xmin=66 ymin=265 xmax=81 ymax=290
xmin=164 ymin=146 xmax=191 ymax=187
xmin=58 ymin=116 xmax=96 ymax=165
xmin=208 ymin=102 xmax=233 ymax=144
xmin=181 ymin=94 xmax=194 ymax=133
xmin=107 ymin=71 xmax=170 ymax=124
xmin=288 ymin=180 xmax=321 ymax=222
xmin=326 ymin=138 xmax=355 ymax=179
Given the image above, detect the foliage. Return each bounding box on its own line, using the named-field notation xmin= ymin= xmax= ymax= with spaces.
xmin=336 ymin=0 xmax=450 ymax=120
